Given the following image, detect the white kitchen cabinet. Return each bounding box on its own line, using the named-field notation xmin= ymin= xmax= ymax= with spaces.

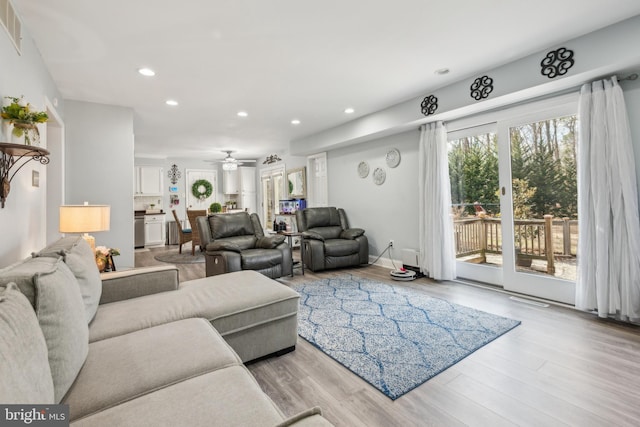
xmin=222 ymin=167 xmax=256 ymax=212
xmin=238 ymin=167 xmax=256 ymax=213
xmin=239 ymin=167 xmax=256 ymax=192
xmin=223 ymin=166 xmax=255 ymax=195
xmin=135 ymin=166 xmax=163 ymax=196
xmin=144 ymin=214 xmax=166 ymax=247
xmin=222 ymin=169 xmax=240 ymax=194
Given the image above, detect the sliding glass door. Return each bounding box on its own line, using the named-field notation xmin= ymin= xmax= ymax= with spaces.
xmin=448 ymin=97 xmax=578 ymax=304
xmin=499 ymin=111 xmax=577 ymax=303
xmin=448 ymin=123 xmax=503 ymax=285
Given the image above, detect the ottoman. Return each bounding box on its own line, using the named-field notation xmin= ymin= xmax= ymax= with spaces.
xmin=89 ymin=271 xmax=300 ymax=363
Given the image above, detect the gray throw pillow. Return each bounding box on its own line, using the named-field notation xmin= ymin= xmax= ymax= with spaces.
xmin=35 ymin=236 xmax=102 ymax=323
xmin=0 ymin=283 xmax=55 ymax=404
xmin=0 ymin=256 xmax=89 ymax=403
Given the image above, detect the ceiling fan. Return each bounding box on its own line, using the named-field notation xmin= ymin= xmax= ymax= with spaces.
xmin=210 ymin=151 xmax=257 ymax=170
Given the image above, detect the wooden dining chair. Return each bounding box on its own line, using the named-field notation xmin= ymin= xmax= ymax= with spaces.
xmin=186 ymin=209 xmax=207 ymax=256
xmin=171 ymin=209 xmax=193 ymax=254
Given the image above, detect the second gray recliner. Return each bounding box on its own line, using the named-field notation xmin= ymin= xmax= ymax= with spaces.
xmin=296 ymin=207 xmax=368 ymax=272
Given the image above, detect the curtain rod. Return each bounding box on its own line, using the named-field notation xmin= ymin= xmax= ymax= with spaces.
xmin=618 ymin=73 xmax=638 ymax=82
xmin=431 ymin=73 xmax=638 ymax=131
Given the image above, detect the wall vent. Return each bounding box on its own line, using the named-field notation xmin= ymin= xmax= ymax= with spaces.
xmin=0 ymin=0 xmax=22 ymax=54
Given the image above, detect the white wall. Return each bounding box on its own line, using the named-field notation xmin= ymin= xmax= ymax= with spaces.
xmin=65 ymin=101 xmax=135 ymax=268
xmin=328 ymin=130 xmax=419 ymax=259
xmin=292 ymin=15 xmax=640 ymax=155
xmin=302 ymin=14 xmax=640 ymax=261
xmin=0 ymin=21 xmax=62 ymax=266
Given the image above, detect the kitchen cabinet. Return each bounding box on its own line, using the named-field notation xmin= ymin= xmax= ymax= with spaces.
xmin=238 ymin=167 xmax=256 ymax=213
xmin=223 ymin=167 xmax=255 ymax=194
xmin=144 ymin=214 xmax=166 ymax=247
xmin=223 ymin=167 xmax=256 ymax=213
xmin=135 ymin=166 xmax=163 ymax=196
xmin=239 ymin=167 xmax=256 ymax=192
xmin=222 ymin=169 xmax=240 ymax=194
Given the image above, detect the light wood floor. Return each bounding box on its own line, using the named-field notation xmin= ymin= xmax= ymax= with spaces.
xmin=137 ymin=246 xmax=640 ymax=427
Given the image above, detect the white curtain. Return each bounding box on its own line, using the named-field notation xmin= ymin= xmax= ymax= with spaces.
xmin=576 ymin=76 xmax=640 ymax=322
xmin=418 ymin=122 xmax=456 ymax=280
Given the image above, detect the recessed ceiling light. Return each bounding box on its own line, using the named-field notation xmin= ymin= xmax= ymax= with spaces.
xmin=344 ymin=107 xmax=355 ymax=114
xmin=237 ymin=111 xmax=248 ymax=117
xmin=138 ymin=67 xmax=156 ymax=77
xmin=434 ymin=68 xmax=450 ymax=75
xmin=165 ymin=99 xmax=178 ymax=106
xmin=291 ymin=119 xmax=301 ymax=125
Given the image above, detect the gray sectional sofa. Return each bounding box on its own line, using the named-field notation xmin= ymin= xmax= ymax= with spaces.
xmin=0 ymin=236 xmax=333 ymax=426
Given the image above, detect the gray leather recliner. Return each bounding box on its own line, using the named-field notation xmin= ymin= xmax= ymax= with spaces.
xmin=295 ymin=207 xmax=368 ymax=272
xmin=197 ymin=212 xmax=292 ymax=279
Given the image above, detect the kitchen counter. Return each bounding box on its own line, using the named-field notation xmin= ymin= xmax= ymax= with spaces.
xmin=134 ymin=210 xmax=166 ymax=216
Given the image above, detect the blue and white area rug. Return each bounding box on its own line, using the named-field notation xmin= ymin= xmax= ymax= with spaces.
xmin=292 ymin=275 xmax=521 ymax=400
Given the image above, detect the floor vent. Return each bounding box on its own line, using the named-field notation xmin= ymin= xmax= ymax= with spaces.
xmin=0 ymin=0 xmax=22 ymax=54
xmin=509 ymin=296 xmax=550 ymax=308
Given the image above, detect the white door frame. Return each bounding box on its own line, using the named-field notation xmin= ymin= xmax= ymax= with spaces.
xmin=259 ymin=164 xmax=286 ymax=228
xmin=497 ymin=103 xmax=577 ymax=304
xmin=306 ymin=152 xmax=328 ymax=207
xmin=44 ymin=96 xmax=65 ymax=245
xmin=448 ymin=93 xmax=579 ymax=304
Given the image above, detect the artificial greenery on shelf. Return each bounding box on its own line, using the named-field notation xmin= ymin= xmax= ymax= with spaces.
xmin=1 ymin=96 xmax=48 ymax=124
xmin=1 ymin=96 xmax=48 ymax=145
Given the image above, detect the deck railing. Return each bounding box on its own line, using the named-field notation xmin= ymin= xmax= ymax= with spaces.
xmin=453 ymin=216 xmax=577 ymax=274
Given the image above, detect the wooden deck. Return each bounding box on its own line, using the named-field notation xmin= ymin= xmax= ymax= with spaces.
xmin=454 ymin=216 xmax=578 ymax=279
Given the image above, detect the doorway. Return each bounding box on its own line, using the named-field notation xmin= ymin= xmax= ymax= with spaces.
xmin=260 ymin=165 xmax=285 ymax=229
xmin=44 ymin=98 xmax=64 ymax=245
xmin=448 ymin=96 xmax=578 ymax=304
xmin=185 ymin=169 xmax=217 ymax=212
xmin=306 ymin=152 xmax=328 ymax=207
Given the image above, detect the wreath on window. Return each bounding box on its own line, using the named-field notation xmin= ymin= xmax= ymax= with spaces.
xmin=191 ymin=179 xmax=213 ymax=201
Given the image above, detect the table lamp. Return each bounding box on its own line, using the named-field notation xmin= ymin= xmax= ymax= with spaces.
xmin=59 ymin=202 xmax=110 ymax=251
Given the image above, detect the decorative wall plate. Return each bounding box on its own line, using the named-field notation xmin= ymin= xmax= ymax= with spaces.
xmin=386 ymin=148 xmax=401 ymax=168
xmin=373 ymin=167 xmax=386 ymax=185
xmin=358 ymin=161 xmax=370 ymax=178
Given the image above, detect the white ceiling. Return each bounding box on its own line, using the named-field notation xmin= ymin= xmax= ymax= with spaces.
xmin=12 ymin=0 xmax=640 ymax=161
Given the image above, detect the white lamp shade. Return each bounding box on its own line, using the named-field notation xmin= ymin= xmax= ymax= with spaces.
xmin=59 ymin=205 xmax=111 ymax=233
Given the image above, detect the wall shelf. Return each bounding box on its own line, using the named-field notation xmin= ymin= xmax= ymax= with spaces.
xmin=0 ymin=142 xmax=50 ymax=208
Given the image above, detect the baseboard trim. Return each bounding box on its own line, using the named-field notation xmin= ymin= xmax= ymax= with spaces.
xmin=368 ymin=255 xmax=402 ymax=270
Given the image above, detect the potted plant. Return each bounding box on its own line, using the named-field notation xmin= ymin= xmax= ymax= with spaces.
xmin=1 ymin=96 xmax=48 ymax=145
xmin=210 ymin=202 xmax=222 ymax=213
xmin=95 ymin=246 xmax=120 ymax=272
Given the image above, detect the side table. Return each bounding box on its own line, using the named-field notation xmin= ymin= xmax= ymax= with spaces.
xmin=279 ymin=231 xmax=304 ymax=276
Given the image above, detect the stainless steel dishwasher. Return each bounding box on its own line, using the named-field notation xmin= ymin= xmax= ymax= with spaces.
xmin=134 ymin=214 xmax=145 ymax=248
